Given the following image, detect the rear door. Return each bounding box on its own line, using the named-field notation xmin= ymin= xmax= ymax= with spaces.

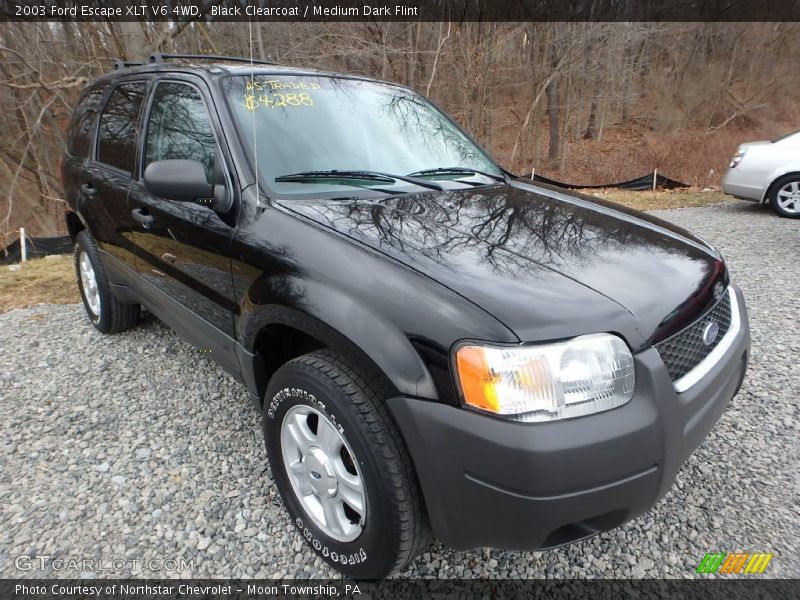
xmin=78 ymin=80 xmax=148 ymax=271
xmin=127 ymin=76 xmax=239 ymax=370
xmin=63 ymin=83 xmax=107 ymax=210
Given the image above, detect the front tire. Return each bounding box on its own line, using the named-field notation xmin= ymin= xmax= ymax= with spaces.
xmin=769 ymin=175 xmax=800 ymax=218
xmin=263 ymin=349 xmax=429 ymax=579
xmin=74 ymin=230 xmax=140 ymax=333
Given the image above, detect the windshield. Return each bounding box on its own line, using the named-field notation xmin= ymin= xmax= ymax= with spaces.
xmin=222 ymin=75 xmax=502 ymax=196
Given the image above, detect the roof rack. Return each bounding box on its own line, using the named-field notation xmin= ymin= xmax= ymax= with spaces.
xmin=148 ymin=53 xmax=278 ymax=66
xmin=113 ymin=59 xmax=144 ymax=70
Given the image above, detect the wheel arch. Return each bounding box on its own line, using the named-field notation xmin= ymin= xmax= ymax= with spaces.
xmin=240 ymin=303 xmax=437 ymax=407
xmin=762 ymin=170 xmax=800 ymax=203
xmin=65 ymin=209 xmax=87 ymax=241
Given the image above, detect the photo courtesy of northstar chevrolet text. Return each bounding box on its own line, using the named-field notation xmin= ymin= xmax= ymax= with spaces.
xmin=0 ymin=0 xmax=797 ymax=594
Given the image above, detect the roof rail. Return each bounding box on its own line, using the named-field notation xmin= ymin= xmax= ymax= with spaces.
xmin=148 ymin=53 xmax=279 ymax=66
xmin=113 ymin=59 xmax=144 ymax=70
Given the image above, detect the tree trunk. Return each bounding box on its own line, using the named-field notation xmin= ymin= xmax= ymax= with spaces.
xmin=255 ymin=23 xmax=266 ymax=61
xmin=405 ymin=23 xmax=419 ymax=89
xmin=583 ymin=90 xmax=599 ymax=139
xmin=117 ymin=22 xmax=147 ymax=61
xmin=546 ymin=74 xmax=561 ymax=163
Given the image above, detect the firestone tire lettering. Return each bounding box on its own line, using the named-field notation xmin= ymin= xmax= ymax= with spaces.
xmin=293 ymin=517 xmax=367 ymax=565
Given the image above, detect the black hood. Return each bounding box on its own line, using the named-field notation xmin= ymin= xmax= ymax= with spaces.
xmin=278 ymin=180 xmax=727 ymax=351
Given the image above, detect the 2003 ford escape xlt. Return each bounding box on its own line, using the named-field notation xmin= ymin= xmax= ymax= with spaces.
xmin=62 ymin=54 xmax=750 ymax=579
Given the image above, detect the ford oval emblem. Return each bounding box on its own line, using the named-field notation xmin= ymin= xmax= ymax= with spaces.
xmin=702 ymin=321 xmax=720 ymax=346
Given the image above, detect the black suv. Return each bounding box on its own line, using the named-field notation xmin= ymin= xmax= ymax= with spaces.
xmin=62 ymin=54 xmax=750 ymax=578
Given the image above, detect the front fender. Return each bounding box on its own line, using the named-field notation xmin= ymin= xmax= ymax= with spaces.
xmin=238 ymin=279 xmax=439 ymax=399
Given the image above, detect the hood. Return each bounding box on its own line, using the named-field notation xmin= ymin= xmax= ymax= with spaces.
xmin=277 ymin=181 xmax=727 ymax=351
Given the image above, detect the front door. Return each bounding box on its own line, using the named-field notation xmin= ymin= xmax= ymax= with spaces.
xmin=128 ymin=78 xmax=238 ymax=370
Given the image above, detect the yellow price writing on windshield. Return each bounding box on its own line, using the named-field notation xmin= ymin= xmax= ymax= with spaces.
xmin=246 ymin=80 xmax=321 ymax=91
xmin=243 ymin=93 xmax=314 ymax=111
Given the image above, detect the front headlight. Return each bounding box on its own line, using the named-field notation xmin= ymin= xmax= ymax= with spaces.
xmin=455 ymin=333 xmax=635 ymax=422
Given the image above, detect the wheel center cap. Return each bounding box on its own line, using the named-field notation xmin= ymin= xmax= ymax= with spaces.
xmin=304 ymin=447 xmax=337 ymax=497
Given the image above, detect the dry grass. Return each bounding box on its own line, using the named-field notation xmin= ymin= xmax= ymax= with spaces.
xmin=0 ymin=256 xmax=79 ymax=312
xmin=592 ymin=189 xmax=728 ymax=212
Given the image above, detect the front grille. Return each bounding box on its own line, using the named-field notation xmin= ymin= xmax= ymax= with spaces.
xmin=655 ymin=291 xmax=733 ymax=382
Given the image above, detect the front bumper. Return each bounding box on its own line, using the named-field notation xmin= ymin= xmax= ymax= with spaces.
xmin=388 ymin=285 xmax=750 ymax=551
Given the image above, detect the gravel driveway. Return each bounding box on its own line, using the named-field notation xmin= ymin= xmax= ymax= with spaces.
xmin=1 ymin=199 xmax=797 ymax=579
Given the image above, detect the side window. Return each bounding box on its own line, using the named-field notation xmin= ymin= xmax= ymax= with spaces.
xmin=67 ymin=85 xmax=107 ymax=158
xmin=145 ymin=82 xmax=216 ymax=183
xmin=96 ymin=82 xmax=146 ymax=173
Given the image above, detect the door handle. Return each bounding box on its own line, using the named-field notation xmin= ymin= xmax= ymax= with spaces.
xmin=81 ymin=183 xmax=97 ymax=197
xmin=131 ymin=208 xmax=155 ymax=228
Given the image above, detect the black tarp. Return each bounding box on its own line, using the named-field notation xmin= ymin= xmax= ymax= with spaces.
xmin=2 ymin=235 xmax=73 ymax=265
xmin=531 ymin=172 xmax=689 ymax=191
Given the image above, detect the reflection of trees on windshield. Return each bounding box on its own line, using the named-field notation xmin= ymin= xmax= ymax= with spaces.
xmin=383 ymin=93 xmax=484 ymax=167
xmin=224 ymin=75 xmax=499 ymax=191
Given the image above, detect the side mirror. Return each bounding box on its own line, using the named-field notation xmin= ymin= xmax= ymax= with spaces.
xmin=144 ymin=159 xmax=214 ymax=204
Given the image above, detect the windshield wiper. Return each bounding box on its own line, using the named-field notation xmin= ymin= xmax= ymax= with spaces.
xmin=275 ymin=170 xmax=444 ymax=191
xmin=407 ymin=166 xmax=506 ymax=183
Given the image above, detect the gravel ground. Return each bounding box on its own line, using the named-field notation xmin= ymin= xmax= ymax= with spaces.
xmin=0 ymin=199 xmax=797 ymax=579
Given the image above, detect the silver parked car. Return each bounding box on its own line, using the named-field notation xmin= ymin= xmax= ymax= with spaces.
xmin=721 ymin=130 xmax=800 ymax=218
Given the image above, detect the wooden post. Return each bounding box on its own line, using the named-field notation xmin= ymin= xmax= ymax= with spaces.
xmin=531 ymin=167 xmax=535 ymax=180
xmin=652 ymin=168 xmax=658 ymax=192
xmin=19 ymin=227 xmax=26 ymax=262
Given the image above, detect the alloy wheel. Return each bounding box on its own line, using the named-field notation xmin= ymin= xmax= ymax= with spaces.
xmin=280 ymin=404 xmax=366 ymax=541
xmin=776 ymin=181 xmax=800 ymax=214
xmin=78 ymin=250 xmax=101 ymax=317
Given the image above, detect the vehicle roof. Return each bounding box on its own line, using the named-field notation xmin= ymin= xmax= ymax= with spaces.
xmin=91 ymin=60 xmax=392 ymax=87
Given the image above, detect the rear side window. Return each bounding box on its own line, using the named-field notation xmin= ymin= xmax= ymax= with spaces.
xmin=144 ymin=82 xmax=216 ymax=183
xmin=96 ymin=82 xmax=147 ymax=173
xmin=67 ymin=86 xmax=107 ymax=158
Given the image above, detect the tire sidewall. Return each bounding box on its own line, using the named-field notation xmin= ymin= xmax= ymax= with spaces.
xmin=74 ymin=231 xmax=112 ymax=332
xmin=263 ymin=365 xmax=399 ymax=579
xmin=770 ymin=176 xmax=800 ymax=218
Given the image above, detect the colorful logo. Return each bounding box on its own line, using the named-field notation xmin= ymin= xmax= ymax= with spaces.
xmin=696 ymin=552 xmax=773 ymax=574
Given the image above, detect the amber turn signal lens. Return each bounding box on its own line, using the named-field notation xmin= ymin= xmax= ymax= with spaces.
xmin=455 ymin=346 xmax=499 ymax=412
